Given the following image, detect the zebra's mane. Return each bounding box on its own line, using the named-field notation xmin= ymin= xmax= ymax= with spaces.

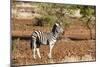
xmin=51 ymin=23 xmax=59 ymax=34
xmin=52 ymin=24 xmax=56 ymax=33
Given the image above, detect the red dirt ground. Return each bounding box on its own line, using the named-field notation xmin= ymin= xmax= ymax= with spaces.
xmin=11 ymin=40 xmax=95 ymax=65
xmin=11 ymin=18 xmax=96 ymax=66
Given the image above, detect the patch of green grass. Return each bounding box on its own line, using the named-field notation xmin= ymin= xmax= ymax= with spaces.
xmin=12 ymin=38 xmax=20 ymax=52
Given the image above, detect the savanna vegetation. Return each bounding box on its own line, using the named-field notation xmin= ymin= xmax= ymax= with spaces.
xmin=11 ymin=1 xmax=96 ymax=66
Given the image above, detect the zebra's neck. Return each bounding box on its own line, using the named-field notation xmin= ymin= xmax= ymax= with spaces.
xmin=51 ymin=31 xmax=59 ymax=39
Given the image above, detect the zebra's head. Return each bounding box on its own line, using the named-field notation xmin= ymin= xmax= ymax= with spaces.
xmin=52 ymin=22 xmax=64 ymax=35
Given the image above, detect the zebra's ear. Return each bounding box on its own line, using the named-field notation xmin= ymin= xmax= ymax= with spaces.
xmin=55 ymin=23 xmax=59 ymax=26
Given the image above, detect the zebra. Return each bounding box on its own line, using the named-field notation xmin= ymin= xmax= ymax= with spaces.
xmin=31 ymin=22 xmax=64 ymax=59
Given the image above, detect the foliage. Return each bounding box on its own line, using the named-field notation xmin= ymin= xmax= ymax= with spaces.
xmin=80 ymin=6 xmax=95 ymax=17
xmin=37 ymin=3 xmax=95 ymax=27
xmin=12 ymin=1 xmax=95 ymax=29
xmin=36 ymin=3 xmax=71 ymax=27
xmin=79 ymin=6 xmax=96 ymax=39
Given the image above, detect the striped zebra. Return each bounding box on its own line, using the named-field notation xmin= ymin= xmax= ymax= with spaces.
xmin=31 ymin=22 xmax=64 ymax=59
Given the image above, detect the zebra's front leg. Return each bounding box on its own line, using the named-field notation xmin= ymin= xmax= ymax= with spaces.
xmin=48 ymin=44 xmax=54 ymax=59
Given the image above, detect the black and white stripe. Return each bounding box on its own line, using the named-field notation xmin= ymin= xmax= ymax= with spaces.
xmin=31 ymin=22 xmax=64 ymax=59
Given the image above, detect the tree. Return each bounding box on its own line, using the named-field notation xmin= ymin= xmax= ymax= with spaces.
xmin=37 ymin=3 xmax=69 ymax=26
xmin=80 ymin=6 xmax=96 ymax=39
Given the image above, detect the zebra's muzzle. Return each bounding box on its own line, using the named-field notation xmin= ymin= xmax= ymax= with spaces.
xmin=62 ymin=31 xmax=65 ymax=35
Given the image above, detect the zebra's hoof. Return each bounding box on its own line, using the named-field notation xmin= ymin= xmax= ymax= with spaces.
xmin=33 ymin=56 xmax=36 ymax=59
xmin=39 ymin=57 xmax=42 ymax=59
xmin=48 ymin=54 xmax=52 ymax=59
xmin=48 ymin=56 xmax=52 ymax=59
xmin=33 ymin=58 xmax=36 ymax=59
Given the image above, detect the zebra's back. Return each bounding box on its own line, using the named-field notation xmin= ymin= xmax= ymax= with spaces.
xmin=32 ymin=31 xmax=48 ymax=45
xmin=32 ymin=30 xmax=57 ymax=45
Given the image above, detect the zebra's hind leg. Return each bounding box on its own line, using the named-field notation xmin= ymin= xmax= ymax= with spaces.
xmin=33 ymin=48 xmax=36 ymax=59
xmin=32 ymin=38 xmax=37 ymax=59
xmin=36 ymin=43 xmax=41 ymax=59
xmin=36 ymin=48 xmax=41 ymax=59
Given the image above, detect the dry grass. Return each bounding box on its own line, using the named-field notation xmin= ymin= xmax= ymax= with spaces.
xmin=11 ymin=18 xmax=96 ymax=66
xmin=11 ymin=40 xmax=95 ymax=65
